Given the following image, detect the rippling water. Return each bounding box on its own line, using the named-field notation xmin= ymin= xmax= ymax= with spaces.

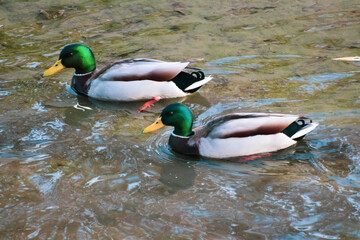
xmin=0 ymin=0 xmax=360 ymax=239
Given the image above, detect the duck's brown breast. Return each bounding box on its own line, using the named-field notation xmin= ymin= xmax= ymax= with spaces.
xmin=168 ymin=133 xmax=199 ymax=156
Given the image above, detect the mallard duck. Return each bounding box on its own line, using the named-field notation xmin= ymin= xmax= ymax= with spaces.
xmin=42 ymin=44 xmax=212 ymax=111
xmin=144 ymin=103 xmax=319 ymax=158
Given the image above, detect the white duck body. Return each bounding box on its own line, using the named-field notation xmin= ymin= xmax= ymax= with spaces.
xmin=88 ymin=80 xmax=187 ymax=101
xmin=199 ymin=132 xmax=296 ymax=158
xmin=170 ymin=113 xmax=318 ymax=158
xmin=85 ymin=59 xmax=212 ymax=101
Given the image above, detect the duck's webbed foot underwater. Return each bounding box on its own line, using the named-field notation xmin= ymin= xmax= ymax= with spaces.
xmin=138 ymin=96 xmax=161 ymax=112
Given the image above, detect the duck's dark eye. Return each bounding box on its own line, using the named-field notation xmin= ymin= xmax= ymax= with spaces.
xmin=163 ymin=111 xmax=174 ymax=118
xmin=164 ymin=111 xmax=173 ymax=118
xmin=65 ymin=51 xmax=75 ymax=58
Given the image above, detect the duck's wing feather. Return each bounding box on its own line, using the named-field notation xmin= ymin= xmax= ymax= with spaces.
xmin=91 ymin=58 xmax=189 ymax=82
xmin=203 ymin=113 xmax=300 ymax=139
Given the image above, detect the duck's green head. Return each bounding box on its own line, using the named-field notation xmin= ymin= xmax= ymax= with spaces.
xmin=144 ymin=103 xmax=194 ymax=136
xmin=43 ymin=43 xmax=96 ymax=76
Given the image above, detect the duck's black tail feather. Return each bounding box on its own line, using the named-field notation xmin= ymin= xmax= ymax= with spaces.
xmin=282 ymin=117 xmax=319 ymax=140
xmin=171 ymin=71 xmax=213 ymax=93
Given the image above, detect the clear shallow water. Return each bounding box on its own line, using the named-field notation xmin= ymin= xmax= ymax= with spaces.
xmin=0 ymin=0 xmax=360 ymax=239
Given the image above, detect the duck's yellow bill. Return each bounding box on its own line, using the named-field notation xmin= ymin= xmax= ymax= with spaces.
xmin=332 ymin=56 xmax=360 ymax=62
xmin=143 ymin=117 xmax=165 ymax=133
xmin=43 ymin=59 xmax=65 ymax=76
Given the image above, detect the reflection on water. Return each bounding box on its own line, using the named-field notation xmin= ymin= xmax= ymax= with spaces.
xmin=0 ymin=0 xmax=359 ymax=239
xmin=289 ymin=72 xmax=355 ymax=94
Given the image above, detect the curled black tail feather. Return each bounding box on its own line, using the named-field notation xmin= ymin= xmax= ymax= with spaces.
xmin=191 ymin=71 xmax=205 ymax=80
xmin=282 ymin=117 xmax=312 ymax=140
xmin=171 ymin=71 xmax=207 ymax=93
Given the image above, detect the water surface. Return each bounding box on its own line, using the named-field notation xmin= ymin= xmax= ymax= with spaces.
xmin=0 ymin=0 xmax=360 ymax=239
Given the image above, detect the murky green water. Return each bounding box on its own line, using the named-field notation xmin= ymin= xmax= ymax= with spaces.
xmin=1 ymin=0 xmax=360 ymax=239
